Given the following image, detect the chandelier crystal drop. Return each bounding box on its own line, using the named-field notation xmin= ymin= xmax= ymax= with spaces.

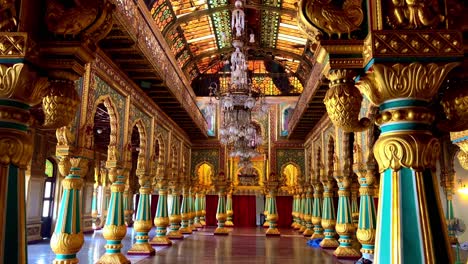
xmin=206 ymin=0 xmax=265 ymax=163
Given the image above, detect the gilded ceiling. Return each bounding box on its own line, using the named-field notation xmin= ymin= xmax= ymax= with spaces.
xmin=146 ymin=0 xmax=313 ymax=96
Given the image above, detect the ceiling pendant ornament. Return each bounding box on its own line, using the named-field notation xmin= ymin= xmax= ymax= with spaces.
xmin=206 ymin=0 xmax=266 ymax=165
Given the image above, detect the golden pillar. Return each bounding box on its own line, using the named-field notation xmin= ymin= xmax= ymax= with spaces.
xmin=265 ymin=173 xmax=281 ymax=236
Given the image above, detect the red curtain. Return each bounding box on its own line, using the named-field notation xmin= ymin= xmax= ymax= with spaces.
xmin=232 ymin=195 xmax=256 ymax=227
xmin=276 ymin=196 xmax=293 ymax=228
xmin=205 ymin=195 xmax=218 ymax=226
xmin=151 ymin=195 xmax=159 ymax=221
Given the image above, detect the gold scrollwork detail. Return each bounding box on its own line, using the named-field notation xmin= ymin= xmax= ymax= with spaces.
xmin=0 ymin=63 xmax=48 ymax=105
xmin=387 ymin=0 xmax=444 ymax=29
xmin=457 ymin=151 xmax=468 ymax=171
xmin=374 ymin=133 xmax=440 ymax=172
xmin=357 ymin=63 xmax=459 ymax=106
xmin=356 ymin=228 xmax=376 ymax=244
xmin=441 ymin=83 xmax=468 ymax=132
xmin=376 ymin=108 xmax=435 ymax=126
xmin=134 ymin=220 xmax=152 ymax=232
xmin=50 ymin=232 xmax=84 ymax=255
xmin=154 ymin=217 xmax=169 ymax=227
xmin=102 ymin=224 xmax=126 ymax=241
xmin=321 ymin=219 xmax=336 ymax=229
xmin=299 ymin=0 xmax=363 ymax=38
xmin=335 ymin=223 xmax=355 ymax=234
xmin=0 ymin=132 xmax=33 ymax=168
xmin=324 ymin=69 xmax=370 ymax=132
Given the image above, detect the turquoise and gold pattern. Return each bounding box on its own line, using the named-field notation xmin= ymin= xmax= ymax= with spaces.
xmin=128 ymin=180 xmax=155 ymax=255
xmin=265 ymin=195 xmax=280 ymax=236
xmin=179 ymin=187 xmax=193 ymax=234
xmin=302 ymin=187 xmax=314 ymax=237
xmin=97 ymin=168 xmax=130 ymax=264
xmin=225 ymin=193 xmax=234 ymax=227
xmin=167 ymin=189 xmax=183 ymax=239
xmin=214 ymin=192 xmax=229 ymax=235
xmin=150 ymin=188 xmax=172 ymax=245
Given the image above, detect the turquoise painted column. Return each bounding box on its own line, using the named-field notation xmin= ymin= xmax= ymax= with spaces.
xmin=97 ymin=166 xmax=130 ymax=264
xmin=351 ymin=183 xmax=359 ymax=227
xmin=188 ymin=189 xmax=196 ymax=231
xmin=151 ymin=185 xmax=173 ymax=245
xmin=263 ymin=194 xmax=270 ymax=228
xmin=291 ymin=193 xmax=298 ymax=228
xmin=179 ymin=186 xmax=192 ymax=234
xmin=194 ymin=190 xmax=203 ymax=228
xmin=298 ymin=193 xmax=306 ymax=232
xmin=320 ymin=181 xmax=339 ymax=248
xmin=167 ymin=187 xmax=184 ymax=239
xmin=200 ymin=190 xmax=207 ymax=226
xmin=225 ymin=192 xmax=234 ymax=227
xmin=303 ymin=185 xmax=314 ymax=237
xmin=356 ymin=62 xmax=457 ymax=263
xmin=214 ymin=185 xmax=229 ymax=235
xmin=51 ymin=157 xmax=89 ymax=263
xmin=311 ymin=182 xmax=324 ymax=239
xmin=265 ymin=191 xmax=280 ymax=236
xmin=128 ymin=176 xmax=155 ymax=255
xmin=123 ymin=182 xmax=134 ymax=227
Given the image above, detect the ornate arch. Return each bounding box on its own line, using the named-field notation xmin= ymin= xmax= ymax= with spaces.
xmin=151 ymin=133 xmax=165 ymax=178
xmin=86 ymin=95 xmax=120 ymax=161
xmin=129 ymin=119 xmax=148 ymax=173
xmin=235 ymin=166 xmax=261 ymax=186
xmin=195 ymin=162 xmax=215 ymax=186
xmin=280 ymin=162 xmax=302 ymax=187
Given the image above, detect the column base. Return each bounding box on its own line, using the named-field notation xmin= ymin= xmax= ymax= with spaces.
xmin=333 ymin=246 xmax=361 ymax=259
xmin=127 ymin=243 xmax=156 ymax=255
xmin=293 ymin=224 xmax=301 ymax=230
xmin=310 ymin=232 xmax=324 ymax=239
xmin=96 ymin=253 xmax=130 ymax=264
xmin=179 ymin=227 xmax=193 ymax=234
xmin=150 ymin=236 xmax=173 ymax=246
xmin=320 ymin=238 xmax=339 ymax=248
xmin=263 ymin=221 xmax=270 ymax=228
xmin=167 ymin=230 xmax=184 ymax=239
xmin=194 ymin=222 xmax=203 ymax=228
xmin=225 ymin=220 xmax=234 ymax=227
xmin=214 ymin=227 xmax=230 ymax=235
xmin=265 ymin=228 xmax=281 ymax=236
xmin=200 ymin=220 xmax=206 ymax=226
xmin=303 ymin=229 xmax=313 ymax=237
xmin=298 ymin=225 xmax=306 ymax=232
xmin=449 ymin=236 xmax=458 ymax=245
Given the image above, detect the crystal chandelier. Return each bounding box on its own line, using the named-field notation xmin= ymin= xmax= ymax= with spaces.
xmin=205 ymin=0 xmax=267 ymax=160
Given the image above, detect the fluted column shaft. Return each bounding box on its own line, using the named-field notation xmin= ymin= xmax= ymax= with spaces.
xmin=51 ymin=158 xmax=89 ymax=263
xmin=298 ymin=194 xmax=306 ymax=232
xmin=225 ymin=193 xmax=234 ymax=227
xmin=128 ymin=181 xmax=155 ymax=254
xmin=356 ymin=62 xmax=458 ymax=263
xmin=310 ymin=184 xmax=324 ymax=239
xmin=97 ymin=167 xmax=130 ymax=264
xmin=179 ymin=188 xmax=192 ymax=234
xmin=214 ymin=190 xmax=229 ymax=235
xmin=194 ymin=192 xmax=203 ymax=228
xmin=303 ymin=189 xmax=314 ymax=237
xmin=265 ymin=191 xmax=280 ymax=236
xmin=320 ymin=184 xmax=339 ymax=248
xmin=150 ymin=187 xmax=172 ymax=245
xmin=167 ymin=189 xmax=183 ymax=239
xmin=200 ymin=192 xmax=207 ymax=226
xmin=263 ymin=194 xmax=271 ymax=227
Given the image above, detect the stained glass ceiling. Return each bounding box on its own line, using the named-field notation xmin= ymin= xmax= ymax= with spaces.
xmin=147 ymin=0 xmax=312 ymax=95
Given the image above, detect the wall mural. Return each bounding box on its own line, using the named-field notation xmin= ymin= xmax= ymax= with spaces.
xmin=191 ymin=149 xmax=219 ymax=177
xmin=276 ymin=149 xmax=305 ymax=182
xmin=279 ymin=103 xmax=295 ymax=137
xmin=196 ymin=100 xmax=216 ymax=137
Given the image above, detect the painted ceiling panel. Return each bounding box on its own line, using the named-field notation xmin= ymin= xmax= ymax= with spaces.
xmin=147 ymin=0 xmax=314 ymax=95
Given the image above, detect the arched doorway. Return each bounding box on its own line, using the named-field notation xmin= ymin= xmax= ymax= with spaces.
xmin=41 ymin=158 xmax=57 ymax=238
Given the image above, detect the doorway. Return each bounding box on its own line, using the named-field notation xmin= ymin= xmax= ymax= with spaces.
xmin=41 ymin=159 xmax=56 ymax=238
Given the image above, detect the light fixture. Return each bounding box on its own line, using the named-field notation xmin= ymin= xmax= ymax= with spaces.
xmin=96 ymin=128 xmax=103 ymax=134
xmin=458 ymin=178 xmax=468 ymax=196
xmin=206 ymin=0 xmax=266 ymax=165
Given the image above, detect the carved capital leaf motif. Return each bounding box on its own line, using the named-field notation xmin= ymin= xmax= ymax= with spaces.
xmin=324 ymin=69 xmax=371 ymax=132
xmin=299 ymin=0 xmax=363 ymax=38
xmin=356 ymin=62 xmax=459 ymax=106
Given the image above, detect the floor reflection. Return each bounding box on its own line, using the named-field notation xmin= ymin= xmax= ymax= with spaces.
xmin=28 ymin=227 xmax=348 ymax=264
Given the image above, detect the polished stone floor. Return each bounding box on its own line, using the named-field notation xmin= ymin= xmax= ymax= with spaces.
xmin=28 ymin=227 xmax=353 ymax=264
